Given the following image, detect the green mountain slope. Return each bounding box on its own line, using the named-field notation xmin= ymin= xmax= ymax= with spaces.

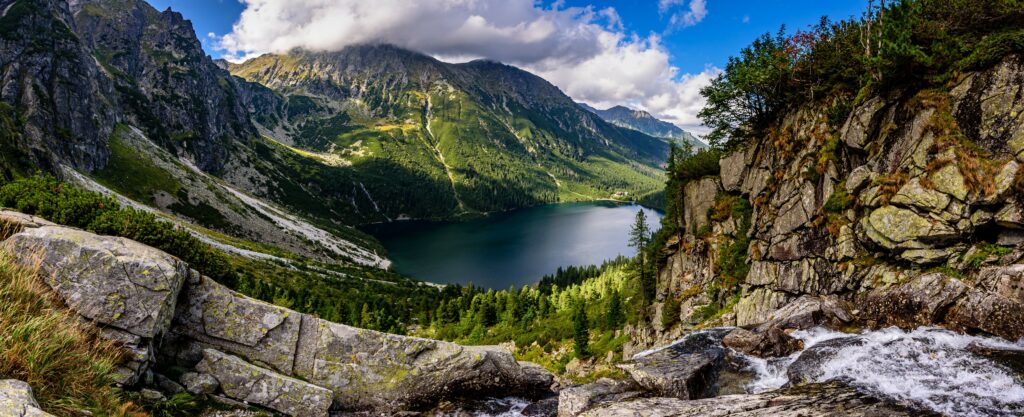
xmin=230 ymin=47 xmax=668 ymax=218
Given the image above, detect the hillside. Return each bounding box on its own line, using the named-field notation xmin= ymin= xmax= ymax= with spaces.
xmin=229 ymin=47 xmax=668 ymax=217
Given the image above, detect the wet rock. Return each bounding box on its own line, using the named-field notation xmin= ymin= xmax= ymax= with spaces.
xmin=723 ymin=327 xmax=802 ymax=358
xmin=579 ymin=382 xmax=927 ymax=417
xmin=0 ymin=379 xmax=54 ymax=417
xmin=787 ymin=337 xmax=866 ymax=383
xmin=196 ymin=349 xmax=332 ymax=417
xmin=861 ymin=273 xmax=968 ymax=329
xmin=3 ymin=226 xmax=191 ymax=384
xmin=557 ymin=378 xmax=643 ymax=417
xmin=618 ymin=329 xmax=731 ymax=400
xmin=947 ymin=290 xmax=1024 ymax=340
xmin=522 ymin=397 xmax=558 ymax=417
xmin=967 ymin=343 xmax=1024 ymax=375
xmin=725 ymin=296 xmax=851 ymax=357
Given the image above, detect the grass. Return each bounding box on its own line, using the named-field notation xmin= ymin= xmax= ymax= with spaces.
xmin=0 ymin=250 xmax=148 ymax=417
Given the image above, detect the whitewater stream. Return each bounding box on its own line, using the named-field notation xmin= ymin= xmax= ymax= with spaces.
xmin=444 ymin=326 xmax=1024 ymax=417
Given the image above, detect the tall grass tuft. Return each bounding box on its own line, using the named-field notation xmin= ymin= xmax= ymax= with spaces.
xmin=0 ymin=250 xmax=148 ymax=417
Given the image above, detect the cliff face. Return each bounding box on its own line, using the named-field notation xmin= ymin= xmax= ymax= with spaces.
xmin=634 ymin=54 xmax=1024 ymax=355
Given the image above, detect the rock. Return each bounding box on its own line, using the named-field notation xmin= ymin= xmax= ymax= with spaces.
xmin=140 ymin=388 xmax=166 ymax=402
xmin=947 ymin=290 xmax=1024 ymax=341
xmin=3 ymin=226 xmax=191 ymax=384
xmin=862 ymin=206 xmax=956 ymax=249
xmin=976 ymin=265 xmax=1024 ymax=302
xmin=861 ymin=273 xmax=968 ymax=329
xmin=734 ymin=288 xmax=789 ymax=327
xmin=522 ymin=397 xmax=559 ymax=417
xmin=786 ymin=337 xmax=866 ymax=383
xmin=930 ymin=165 xmax=969 ymax=201
xmin=181 ymin=372 xmax=219 ymax=395
xmin=723 ymin=327 xmax=802 ymax=358
xmin=557 ymin=378 xmax=643 ymax=417
xmin=196 ymin=349 xmax=332 ymax=417
xmin=770 ymin=183 xmax=816 ymax=236
xmin=900 ymin=248 xmax=955 ymax=264
xmin=996 ymin=201 xmax=1024 ymax=228
xmin=0 ymin=210 xmax=55 ymax=238
xmin=0 ymin=380 xmax=55 ymax=417
xmin=579 ymin=382 xmax=926 ymax=417
xmin=890 ymin=178 xmax=951 ymax=212
xmin=984 ymin=161 xmax=1020 ymax=204
xmin=719 ymin=151 xmax=746 ymax=192
xmin=966 ymin=343 xmax=1024 ymax=375
xmin=842 ymin=96 xmax=886 ymax=150
xmin=845 ymin=166 xmax=874 ymax=194
xmin=618 ymin=329 xmax=731 ymax=400
xmin=683 ymin=178 xmax=720 ymax=234
xmin=997 ymin=230 xmax=1024 ymax=246
xmin=153 ymin=373 xmax=185 ymax=395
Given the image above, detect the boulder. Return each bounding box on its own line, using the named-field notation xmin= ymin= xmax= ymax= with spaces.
xmin=579 ymin=383 xmax=927 ymax=417
xmin=947 ymin=290 xmax=1024 ymax=341
xmin=181 ymin=372 xmax=220 ymax=395
xmin=725 ymin=296 xmax=852 ymax=358
xmin=862 ymin=206 xmax=956 ymax=249
xmin=196 ymin=349 xmax=332 ymax=417
xmin=996 ymin=201 xmax=1024 ymax=228
xmin=0 ymin=380 xmax=54 ymax=417
xmin=929 ymin=165 xmax=969 ymax=202
xmin=3 ymin=226 xmax=191 ymax=384
xmin=557 ymin=378 xmax=643 ymax=417
xmin=618 ymin=329 xmax=731 ymax=400
xmin=786 ymin=337 xmax=866 ymax=384
xmin=0 ymin=210 xmax=55 ymax=239
xmin=890 ymin=178 xmax=951 ymax=212
xmin=723 ymin=327 xmax=802 ymax=358
xmin=845 ymin=166 xmax=874 ymax=195
xmin=860 ymin=273 xmax=968 ymax=329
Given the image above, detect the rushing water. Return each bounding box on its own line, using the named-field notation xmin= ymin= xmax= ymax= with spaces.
xmin=742 ymin=327 xmax=1024 ymax=417
xmin=367 ymin=202 xmax=662 ymax=288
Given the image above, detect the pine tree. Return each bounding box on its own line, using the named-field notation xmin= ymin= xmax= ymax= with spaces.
xmin=629 ymin=210 xmax=654 ymax=306
xmin=572 ymin=300 xmax=590 ymax=358
xmin=605 ymin=289 xmax=624 ymax=330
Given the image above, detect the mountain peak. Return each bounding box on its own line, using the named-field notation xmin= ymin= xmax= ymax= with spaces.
xmin=584 ymin=104 xmax=703 ymax=148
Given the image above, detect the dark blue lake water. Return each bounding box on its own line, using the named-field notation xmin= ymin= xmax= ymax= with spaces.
xmin=367 ymin=202 xmax=662 ymax=288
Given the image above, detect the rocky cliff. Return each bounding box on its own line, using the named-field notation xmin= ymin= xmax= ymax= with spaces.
xmin=628 ymin=54 xmax=1024 ymax=356
xmin=0 ymin=212 xmax=553 ymax=415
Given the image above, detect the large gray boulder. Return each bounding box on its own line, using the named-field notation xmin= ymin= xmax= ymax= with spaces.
xmin=617 ymin=329 xmax=731 ymax=400
xmin=558 ymin=378 xmax=643 ymax=417
xmin=195 ymin=349 xmax=332 ymax=417
xmin=0 ymin=380 xmax=54 ymax=417
xmin=165 ymin=275 xmax=554 ymax=412
xmin=579 ymin=383 xmax=926 ymax=417
xmin=3 ymin=225 xmax=191 ymax=384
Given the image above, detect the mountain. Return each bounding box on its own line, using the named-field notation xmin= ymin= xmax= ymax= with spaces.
xmin=229 ymin=47 xmax=669 ymax=217
xmin=581 ymin=103 xmax=705 ymax=149
xmin=0 ymin=0 xmax=668 ymax=269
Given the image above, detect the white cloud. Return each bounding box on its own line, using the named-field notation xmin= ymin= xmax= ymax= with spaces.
xmin=665 ymin=0 xmax=707 ymax=31
xmin=218 ymin=0 xmax=715 ymax=133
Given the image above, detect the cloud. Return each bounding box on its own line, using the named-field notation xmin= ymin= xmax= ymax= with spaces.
xmin=665 ymin=0 xmax=708 ymax=31
xmin=218 ymin=0 xmax=715 ymax=133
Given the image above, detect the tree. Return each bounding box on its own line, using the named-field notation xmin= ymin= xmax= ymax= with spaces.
xmin=572 ymin=300 xmax=590 ymax=358
xmin=629 ymin=210 xmax=655 ymax=305
xmin=604 ymin=289 xmax=624 ymax=330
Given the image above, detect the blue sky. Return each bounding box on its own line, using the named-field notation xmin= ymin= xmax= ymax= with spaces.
xmin=149 ymin=0 xmax=866 ymax=131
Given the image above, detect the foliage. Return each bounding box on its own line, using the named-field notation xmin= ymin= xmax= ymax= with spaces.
xmin=0 ymin=176 xmax=235 ymax=286
xmin=572 ymin=300 xmax=590 ymax=358
xmin=699 ymin=0 xmax=1024 ymax=149
xmin=0 ymin=251 xmax=148 ymax=417
xmin=661 ymin=296 xmax=681 ymax=329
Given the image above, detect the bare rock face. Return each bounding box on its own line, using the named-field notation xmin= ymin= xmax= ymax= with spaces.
xmin=0 ymin=380 xmax=54 ymax=417
xmin=618 ymin=329 xmax=732 ymax=400
xmin=557 ymin=378 xmax=643 ymax=417
xmin=578 ymin=383 xmax=929 ymax=417
xmin=3 ymin=225 xmax=191 ymax=384
xmin=195 ymin=349 xmax=332 ymax=417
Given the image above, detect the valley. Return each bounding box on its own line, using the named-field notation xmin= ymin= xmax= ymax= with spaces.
xmin=0 ymin=0 xmax=1023 ymax=416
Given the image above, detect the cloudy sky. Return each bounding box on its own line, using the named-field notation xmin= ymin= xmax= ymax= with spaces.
xmin=150 ymin=0 xmax=864 ymax=134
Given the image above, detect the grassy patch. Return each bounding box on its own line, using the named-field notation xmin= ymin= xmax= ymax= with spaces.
xmin=93 ymin=126 xmax=181 ymax=204
xmin=0 ymin=251 xmax=147 ymax=417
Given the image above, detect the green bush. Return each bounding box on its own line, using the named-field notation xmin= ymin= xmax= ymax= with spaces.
xmin=0 ymin=176 xmax=234 ymax=285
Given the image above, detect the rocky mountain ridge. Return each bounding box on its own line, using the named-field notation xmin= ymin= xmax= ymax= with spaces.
xmin=580 ymin=103 xmax=705 ymax=149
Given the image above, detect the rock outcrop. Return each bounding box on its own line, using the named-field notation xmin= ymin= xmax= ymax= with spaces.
xmin=639 ymin=53 xmax=1024 ymax=353
xmin=1 ymin=223 xmax=553 ymax=415
xmin=0 ymin=380 xmax=54 ymax=417
xmin=577 ymin=383 xmax=929 ymax=417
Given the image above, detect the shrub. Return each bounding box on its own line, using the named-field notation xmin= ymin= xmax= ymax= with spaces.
xmin=0 ymin=176 xmax=234 ymax=285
